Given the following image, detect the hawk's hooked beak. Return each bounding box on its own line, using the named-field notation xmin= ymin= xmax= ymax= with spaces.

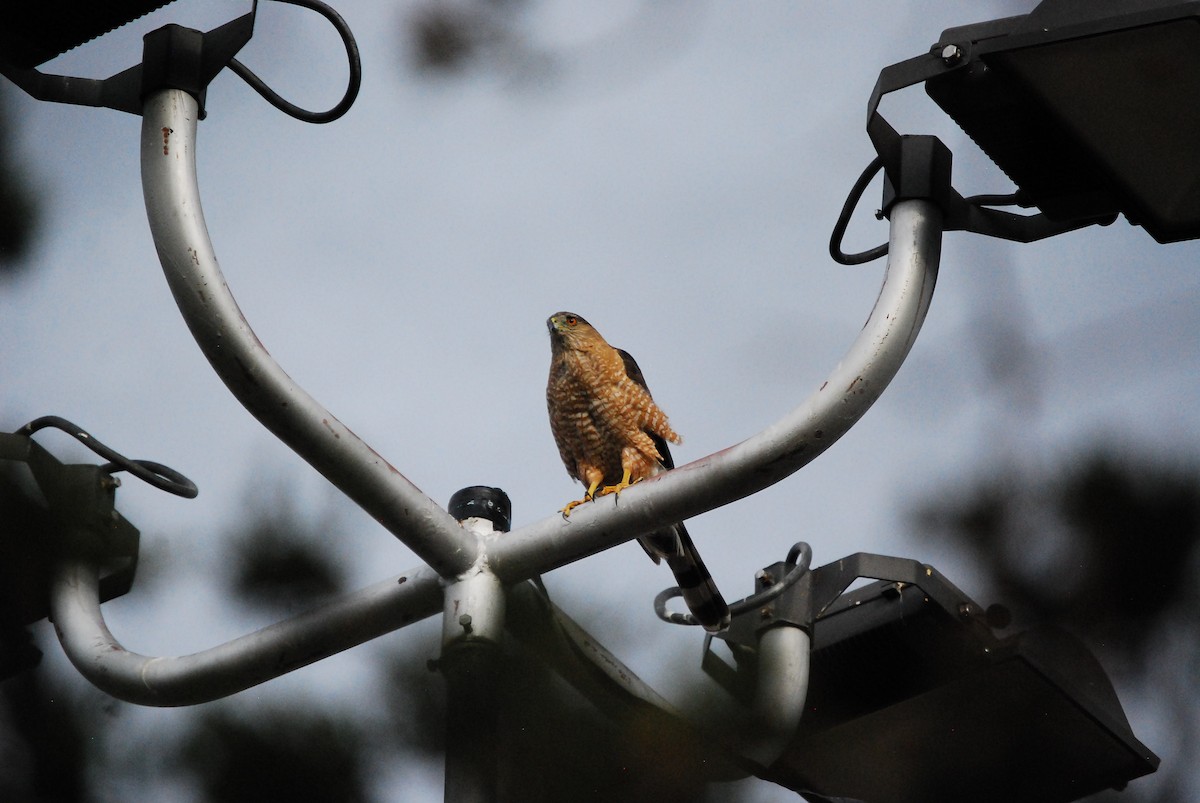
xmin=547 ymin=313 xmax=573 ymax=336
xmin=548 ymin=312 xmax=588 ymax=347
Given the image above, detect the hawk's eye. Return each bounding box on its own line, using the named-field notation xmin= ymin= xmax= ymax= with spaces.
xmin=566 ymin=316 xmax=577 ymax=326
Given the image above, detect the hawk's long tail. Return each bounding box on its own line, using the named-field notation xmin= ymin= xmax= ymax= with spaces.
xmin=641 ymin=523 xmax=731 ymax=633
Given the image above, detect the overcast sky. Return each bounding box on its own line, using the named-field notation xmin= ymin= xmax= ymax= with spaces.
xmin=3 ymin=1 xmax=1198 ymax=800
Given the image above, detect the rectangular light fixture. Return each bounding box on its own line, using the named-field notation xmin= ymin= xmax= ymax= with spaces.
xmin=924 ymin=0 xmax=1200 ymax=243
xmin=0 ymin=1 xmax=175 ymax=69
xmin=767 ymin=569 xmax=1159 ymax=803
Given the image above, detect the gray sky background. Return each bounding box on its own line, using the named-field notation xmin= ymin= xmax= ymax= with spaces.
xmin=3 ymin=1 xmax=1199 ymax=799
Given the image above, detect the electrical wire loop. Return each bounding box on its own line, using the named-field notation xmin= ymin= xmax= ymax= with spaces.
xmin=18 ymin=416 xmax=199 ymax=499
xmin=829 ymin=156 xmax=889 ymax=265
xmin=229 ymin=0 xmax=362 ymax=123
xmin=655 ymin=542 xmax=813 ymax=627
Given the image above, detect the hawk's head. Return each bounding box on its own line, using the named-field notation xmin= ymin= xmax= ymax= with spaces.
xmin=547 ymin=311 xmax=600 ymax=351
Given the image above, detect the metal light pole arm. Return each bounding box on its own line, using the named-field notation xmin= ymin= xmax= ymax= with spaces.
xmin=140 ymin=88 xmax=475 ymax=577
xmin=50 ymin=553 xmax=442 ymax=706
xmin=82 ymin=171 xmax=935 ymax=706
xmin=746 ymin=626 xmax=812 ymax=766
xmin=489 ymin=200 xmax=942 ymax=581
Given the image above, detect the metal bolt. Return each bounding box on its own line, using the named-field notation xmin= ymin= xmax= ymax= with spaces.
xmin=459 ymin=614 xmax=473 ymax=634
xmin=759 ymin=607 xmax=773 ymax=621
xmin=941 ymin=44 xmax=963 ymax=66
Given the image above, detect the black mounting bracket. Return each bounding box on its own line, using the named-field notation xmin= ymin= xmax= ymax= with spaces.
xmin=0 ymin=4 xmax=256 ymax=118
xmin=0 ymin=431 xmax=141 ymax=677
xmin=866 ymin=44 xmax=1115 ymax=243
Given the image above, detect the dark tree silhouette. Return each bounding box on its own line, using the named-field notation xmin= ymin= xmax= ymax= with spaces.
xmin=404 ymin=0 xmax=541 ymax=77
xmin=0 ymin=669 xmax=92 ymax=802
xmin=0 ymin=85 xmax=40 ymax=275
xmin=226 ymin=494 xmax=350 ymax=614
xmin=178 ymin=707 xmax=371 ymax=803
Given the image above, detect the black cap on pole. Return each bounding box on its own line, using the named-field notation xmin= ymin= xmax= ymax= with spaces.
xmin=448 ymin=486 xmax=512 ymax=533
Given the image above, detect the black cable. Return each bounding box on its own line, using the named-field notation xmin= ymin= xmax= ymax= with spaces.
xmin=229 ymin=0 xmax=362 ymax=124
xmin=18 ymin=416 xmax=199 ymax=499
xmin=654 ymin=541 xmax=813 ymax=627
xmin=653 ymin=586 xmax=697 ymax=626
xmin=829 ymin=155 xmax=889 ymax=266
xmin=726 ymin=541 xmax=811 ymax=618
xmin=964 ymin=191 xmax=1024 ymax=208
xmin=785 ymin=540 xmax=811 ymax=568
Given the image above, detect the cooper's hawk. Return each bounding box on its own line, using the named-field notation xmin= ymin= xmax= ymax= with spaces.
xmin=545 ymin=312 xmax=730 ymax=632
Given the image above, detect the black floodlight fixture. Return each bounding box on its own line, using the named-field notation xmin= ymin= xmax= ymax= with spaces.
xmin=0 ymin=1 xmax=178 ymax=71
xmin=0 ymin=0 xmax=254 ymax=118
xmin=857 ymin=0 xmax=1200 ymax=253
xmin=0 ymin=0 xmax=359 ymax=123
xmin=707 ymin=554 xmax=1159 ymax=803
xmin=0 ymin=417 xmax=196 ymax=678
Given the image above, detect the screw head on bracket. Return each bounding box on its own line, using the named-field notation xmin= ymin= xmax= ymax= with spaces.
xmin=940 ymin=44 xmax=964 ymax=66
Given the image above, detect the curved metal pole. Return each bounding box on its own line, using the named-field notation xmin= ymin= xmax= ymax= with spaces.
xmin=50 ymin=554 xmax=442 ymax=706
xmin=139 ymin=82 xmax=938 ymax=588
xmin=139 ymin=88 xmax=475 ymax=578
xmin=489 ymin=199 xmax=942 ymax=581
xmin=92 ymin=99 xmax=936 ymax=709
xmin=48 ymin=199 xmax=934 ymax=707
xmin=745 ymin=626 xmax=811 ymax=766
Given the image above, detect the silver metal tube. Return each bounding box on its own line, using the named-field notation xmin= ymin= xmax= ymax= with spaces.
xmin=50 ymin=555 xmax=442 ymax=706
xmin=139 ymin=89 xmax=474 ymax=577
xmin=441 ymin=544 xmax=506 ymax=648
xmin=74 ymin=88 xmax=937 ymax=711
xmin=745 ymin=626 xmax=811 ymax=766
xmin=489 ymin=199 xmax=942 ymax=581
xmin=440 ymin=518 xmax=507 ymax=803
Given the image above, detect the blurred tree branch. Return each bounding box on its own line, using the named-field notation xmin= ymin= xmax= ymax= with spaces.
xmin=0 ymin=84 xmax=40 ymax=276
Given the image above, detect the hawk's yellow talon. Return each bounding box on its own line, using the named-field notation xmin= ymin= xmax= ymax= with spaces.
xmin=561 ymin=479 xmax=602 ymax=518
xmin=596 ymin=468 xmax=637 ymax=498
xmin=560 ymin=497 xmax=588 ymax=518
xmin=597 ymin=480 xmax=640 ymax=497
